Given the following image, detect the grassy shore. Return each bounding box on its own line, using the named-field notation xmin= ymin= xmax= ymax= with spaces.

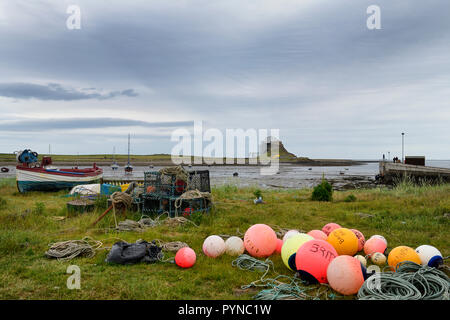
xmin=0 ymin=177 xmax=448 ymax=299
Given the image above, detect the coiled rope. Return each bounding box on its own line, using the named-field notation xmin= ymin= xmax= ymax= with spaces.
xmin=358 ymin=261 xmax=450 ymax=300
xmin=45 ymin=236 xmax=103 ymax=261
xmin=231 ymin=254 xmax=337 ymax=300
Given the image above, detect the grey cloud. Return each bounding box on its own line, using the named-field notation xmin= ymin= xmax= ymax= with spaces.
xmin=0 ymin=118 xmax=192 ymax=131
xmin=0 ymin=82 xmax=138 ymax=100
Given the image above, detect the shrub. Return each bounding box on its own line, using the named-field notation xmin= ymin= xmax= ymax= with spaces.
xmin=253 ymin=189 xmax=262 ymax=199
xmin=311 ymin=179 xmax=333 ymax=202
xmin=344 ymin=194 xmax=357 ymax=202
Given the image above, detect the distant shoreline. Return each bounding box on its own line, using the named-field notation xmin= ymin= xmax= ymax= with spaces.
xmin=0 ymin=158 xmax=371 ymax=167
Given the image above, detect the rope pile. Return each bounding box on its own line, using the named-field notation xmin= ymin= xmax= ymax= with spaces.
xmin=231 ymin=254 xmax=331 ymax=300
xmin=159 ymin=166 xmax=189 ymax=183
xmin=116 ymin=213 xmax=198 ymax=232
xmin=358 ymin=261 xmax=450 ymax=300
xmin=45 ymin=237 xmax=103 ymax=261
xmin=110 ymin=192 xmax=133 ymax=209
xmin=154 ymin=239 xmax=189 ymax=252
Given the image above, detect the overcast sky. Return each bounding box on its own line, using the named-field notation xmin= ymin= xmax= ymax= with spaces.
xmin=0 ymin=0 xmax=449 ymax=159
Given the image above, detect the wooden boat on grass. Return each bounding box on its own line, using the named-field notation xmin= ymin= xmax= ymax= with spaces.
xmin=15 ymin=150 xmax=103 ymax=193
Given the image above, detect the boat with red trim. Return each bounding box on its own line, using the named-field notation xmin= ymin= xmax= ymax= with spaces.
xmin=15 ymin=149 xmax=103 ymax=193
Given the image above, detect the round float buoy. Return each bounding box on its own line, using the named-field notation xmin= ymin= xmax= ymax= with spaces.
xmin=225 ymin=236 xmax=245 ymax=256
xmin=327 ymin=228 xmax=359 ymax=256
xmin=354 ymin=255 xmax=367 ymax=267
xmin=175 ymin=179 xmax=187 ymax=193
xmin=364 ymin=237 xmax=387 ymax=256
xmin=175 ymin=247 xmax=196 ymax=268
xmin=351 ymin=229 xmax=365 ymax=252
xmin=281 ymin=233 xmax=314 ymax=271
xmin=282 ymin=230 xmax=300 ymax=243
xmin=371 ymin=252 xmax=386 ymax=266
xmin=307 ymin=230 xmax=328 ymax=241
xmin=388 ymin=246 xmax=421 ymax=270
xmin=322 ymin=223 xmax=341 ymax=236
xmin=369 ymin=235 xmax=387 ymax=246
xmin=146 ymin=186 xmax=156 ymax=193
xmin=243 ymin=224 xmax=277 ymax=258
xmin=295 ymin=239 xmax=338 ymax=284
xmin=275 ymin=239 xmax=283 ymax=254
xmin=202 ymin=235 xmax=226 ymax=258
xmin=327 ymin=255 xmax=366 ymax=295
xmin=415 ymin=245 xmax=443 ymax=268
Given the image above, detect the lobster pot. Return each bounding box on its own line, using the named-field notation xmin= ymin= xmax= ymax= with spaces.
xmin=141 ymin=169 xmax=211 ymax=217
xmin=143 ymin=171 xmax=186 ymax=197
xmin=188 ymin=170 xmax=211 ymax=193
xmin=143 ymin=170 xmax=210 ymax=198
xmin=176 ymin=197 xmax=212 ymax=218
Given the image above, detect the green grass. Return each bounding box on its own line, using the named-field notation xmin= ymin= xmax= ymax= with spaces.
xmin=0 ymin=177 xmax=448 ymax=299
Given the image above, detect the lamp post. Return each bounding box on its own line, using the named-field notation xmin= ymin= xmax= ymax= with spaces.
xmin=401 ymin=132 xmax=405 ymax=163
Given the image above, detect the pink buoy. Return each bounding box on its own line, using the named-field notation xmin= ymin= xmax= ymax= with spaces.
xmin=351 ymin=229 xmax=365 ymax=252
xmin=244 ymin=224 xmax=277 ymax=258
xmin=322 ymin=223 xmax=341 ymax=236
xmin=175 ymin=247 xmax=196 ymax=268
xmin=295 ymin=239 xmax=338 ymax=284
xmin=202 ymin=235 xmax=226 ymax=258
xmin=327 ymin=255 xmax=365 ymax=295
xmin=307 ymin=229 xmax=328 ymax=241
xmin=275 ymin=239 xmax=283 ymax=254
xmin=364 ymin=237 xmax=387 ymax=256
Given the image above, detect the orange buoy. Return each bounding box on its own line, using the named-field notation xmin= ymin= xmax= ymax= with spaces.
xmin=244 ymin=224 xmax=277 ymax=258
xmin=327 ymin=228 xmax=359 ymax=256
xmin=175 ymin=247 xmax=196 ymax=268
xmin=307 ymin=229 xmax=328 ymax=241
xmin=388 ymin=246 xmax=421 ymax=270
xmin=327 ymin=255 xmax=366 ymax=295
xmin=202 ymin=235 xmax=226 ymax=258
xmin=295 ymin=239 xmax=338 ymax=284
xmin=351 ymin=229 xmax=365 ymax=252
xmin=364 ymin=237 xmax=387 ymax=256
xmin=322 ymin=223 xmax=341 ymax=236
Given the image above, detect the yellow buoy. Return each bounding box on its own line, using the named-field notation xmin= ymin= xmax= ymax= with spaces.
xmin=327 ymin=228 xmax=358 ymax=256
xmin=388 ymin=246 xmax=421 ymax=270
xmin=281 ymin=233 xmax=314 ymax=271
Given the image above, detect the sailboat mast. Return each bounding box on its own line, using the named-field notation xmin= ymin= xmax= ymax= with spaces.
xmin=127 ymin=134 xmax=130 ymax=164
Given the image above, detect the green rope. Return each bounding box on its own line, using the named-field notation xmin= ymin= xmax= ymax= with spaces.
xmin=358 ymin=261 xmax=450 ymax=300
xmin=231 ymin=254 xmax=339 ymax=300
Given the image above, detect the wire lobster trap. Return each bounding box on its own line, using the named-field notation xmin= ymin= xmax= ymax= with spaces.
xmin=141 ymin=168 xmax=211 ymax=217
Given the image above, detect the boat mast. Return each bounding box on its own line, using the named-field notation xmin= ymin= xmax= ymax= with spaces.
xmin=127 ymin=134 xmax=130 ymax=165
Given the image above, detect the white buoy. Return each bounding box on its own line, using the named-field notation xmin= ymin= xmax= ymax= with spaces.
xmin=225 ymin=236 xmax=245 ymax=256
xmin=354 ymin=255 xmax=367 ymax=267
xmin=282 ymin=230 xmax=300 ymax=243
xmin=415 ymin=245 xmax=443 ymax=267
xmin=202 ymin=235 xmax=226 ymax=258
